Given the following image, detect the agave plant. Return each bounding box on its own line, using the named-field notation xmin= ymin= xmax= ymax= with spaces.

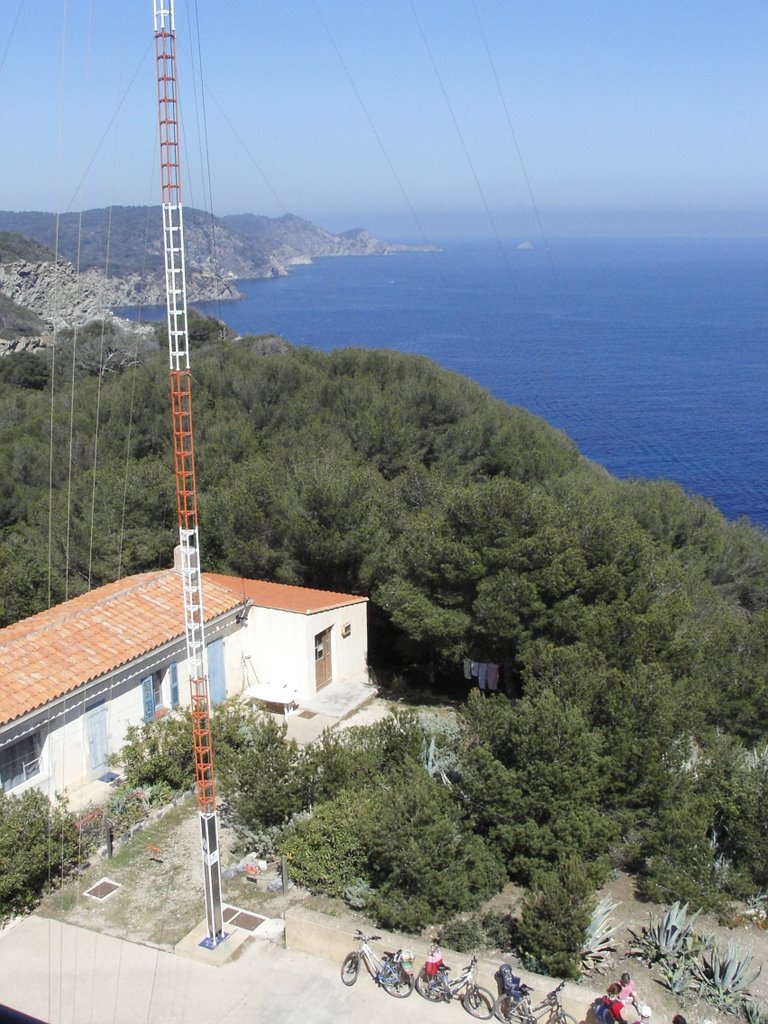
xmin=630 ymin=901 xmax=702 ymax=964
xmin=423 ymin=735 xmax=455 ymax=786
xmin=742 ymin=998 xmax=768 ymax=1024
xmin=695 ymin=940 xmax=762 ymax=999
xmin=658 ymin=957 xmax=694 ymax=996
xmin=581 ymin=896 xmax=621 ymax=973
xmin=745 ymin=890 xmax=767 ymax=922
xmin=743 ymin=1000 xmax=768 ymax=1024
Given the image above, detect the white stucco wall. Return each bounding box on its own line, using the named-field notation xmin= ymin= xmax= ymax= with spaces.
xmin=0 ymin=612 xmax=250 ymax=801
xmin=243 ymin=600 xmax=369 ymax=700
xmin=0 ymin=598 xmax=370 ymax=801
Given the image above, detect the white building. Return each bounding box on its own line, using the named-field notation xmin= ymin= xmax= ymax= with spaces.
xmin=0 ymin=566 xmax=368 ymax=801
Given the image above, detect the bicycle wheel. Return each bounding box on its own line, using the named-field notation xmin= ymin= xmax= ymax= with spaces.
xmin=341 ymin=952 xmax=360 ymax=986
xmin=416 ymin=968 xmax=444 ymax=1002
xmin=382 ymin=964 xmax=415 ymax=999
xmin=495 ymin=995 xmax=530 ymax=1024
xmin=463 ymin=985 xmax=495 ymax=1020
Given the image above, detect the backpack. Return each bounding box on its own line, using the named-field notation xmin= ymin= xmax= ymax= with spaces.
xmin=596 ymin=999 xmax=616 ymax=1024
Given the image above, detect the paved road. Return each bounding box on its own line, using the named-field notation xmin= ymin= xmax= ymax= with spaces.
xmin=0 ymin=916 xmax=438 ymax=1024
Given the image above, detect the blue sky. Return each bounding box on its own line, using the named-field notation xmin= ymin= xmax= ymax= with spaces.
xmin=1 ymin=1 xmax=767 ymax=238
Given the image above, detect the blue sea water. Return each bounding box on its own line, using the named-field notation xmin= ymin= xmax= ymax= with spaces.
xmin=144 ymin=238 xmax=768 ymax=527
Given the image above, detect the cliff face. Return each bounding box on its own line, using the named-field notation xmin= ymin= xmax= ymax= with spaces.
xmin=0 ymin=260 xmax=109 ymax=330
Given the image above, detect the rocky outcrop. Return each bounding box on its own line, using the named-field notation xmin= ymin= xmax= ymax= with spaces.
xmin=0 ymin=334 xmax=52 ymax=356
xmin=0 ymin=257 xmax=242 ymax=333
xmin=0 ymin=259 xmax=107 ymax=329
xmin=108 ymin=269 xmax=242 ymax=308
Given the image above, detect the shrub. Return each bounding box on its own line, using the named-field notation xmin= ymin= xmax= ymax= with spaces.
xmin=113 ymin=711 xmax=195 ymax=791
xmin=368 ymin=887 xmax=433 ymax=934
xmin=514 ymin=858 xmax=593 ymax=980
xmin=0 ymin=790 xmax=81 ymax=919
xmin=106 ymin=786 xmax=152 ymax=838
xmin=482 ymin=908 xmax=518 ymax=953
xmin=214 ymin=703 xmax=303 ymax=828
xmin=361 ymin=762 xmax=505 ymax=930
xmin=441 ymin=913 xmax=485 ymax=952
xmin=343 ymin=878 xmax=373 ymax=910
xmin=279 ymin=794 xmax=368 ymax=897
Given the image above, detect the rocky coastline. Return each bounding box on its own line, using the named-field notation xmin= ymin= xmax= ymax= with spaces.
xmin=0 ymin=210 xmax=435 ymax=349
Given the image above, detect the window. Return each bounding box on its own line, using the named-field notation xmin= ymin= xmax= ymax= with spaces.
xmin=141 ymin=671 xmax=166 ymax=721
xmin=341 ymin=622 xmax=351 ymax=638
xmin=153 ymin=674 xmax=163 ymax=712
xmin=0 ymin=733 xmax=41 ymax=791
xmin=168 ymin=662 xmax=179 ymax=707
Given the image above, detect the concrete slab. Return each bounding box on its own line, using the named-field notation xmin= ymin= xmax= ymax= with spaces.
xmin=301 ymin=677 xmax=377 ymax=718
xmin=263 ymin=678 xmax=381 ymax=745
xmin=283 ymin=710 xmax=337 ymax=745
xmin=0 ymin=910 xmax=600 ymax=1024
xmin=0 ymin=914 xmax=446 ymax=1024
xmin=174 ymin=918 xmax=254 ymax=965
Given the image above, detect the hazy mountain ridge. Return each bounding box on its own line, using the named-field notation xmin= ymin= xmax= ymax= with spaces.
xmin=0 ymin=208 xmax=430 ymax=347
xmin=0 ymin=207 xmax=429 ymax=289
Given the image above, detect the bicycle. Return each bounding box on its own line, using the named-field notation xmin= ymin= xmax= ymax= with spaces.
xmin=340 ymin=929 xmax=415 ymax=998
xmin=415 ymin=944 xmax=494 ymax=1019
xmin=494 ymin=979 xmax=577 ymax=1024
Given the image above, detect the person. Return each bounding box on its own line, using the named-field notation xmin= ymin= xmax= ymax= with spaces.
xmin=599 ymin=984 xmax=627 ymax=1024
xmin=672 ymin=1017 xmax=687 ymax=1024
xmin=635 ymin=1005 xmax=651 ymax=1024
xmin=618 ymin=973 xmax=637 ymax=1008
xmin=426 ymin=938 xmax=444 ymax=976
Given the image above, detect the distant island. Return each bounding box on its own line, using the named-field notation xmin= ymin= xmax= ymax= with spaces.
xmin=0 ymin=208 xmax=436 ymax=350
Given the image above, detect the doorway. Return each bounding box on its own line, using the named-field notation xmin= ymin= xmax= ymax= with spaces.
xmin=86 ymin=700 xmax=108 ymax=774
xmin=314 ymin=628 xmax=332 ymax=690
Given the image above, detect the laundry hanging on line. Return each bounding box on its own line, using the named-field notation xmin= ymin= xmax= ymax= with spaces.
xmin=462 ymin=660 xmax=500 ymax=691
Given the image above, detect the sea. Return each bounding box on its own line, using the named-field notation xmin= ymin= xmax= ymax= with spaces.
xmin=126 ymin=237 xmax=768 ymax=528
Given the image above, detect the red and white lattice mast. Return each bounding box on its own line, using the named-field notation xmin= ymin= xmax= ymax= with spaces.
xmin=153 ymin=0 xmax=224 ymax=947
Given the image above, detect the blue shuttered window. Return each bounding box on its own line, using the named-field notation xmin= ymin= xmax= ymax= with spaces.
xmin=169 ymin=662 xmax=179 ymax=706
xmin=141 ymin=675 xmax=155 ymax=721
xmin=207 ymin=639 xmax=226 ymax=705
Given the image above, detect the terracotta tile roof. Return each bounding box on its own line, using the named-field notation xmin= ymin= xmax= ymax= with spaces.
xmin=0 ymin=571 xmax=367 ymax=728
xmin=206 ymin=574 xmax=367 ymax=615
xmin=0 ymin=571 xmax=240 ymax=727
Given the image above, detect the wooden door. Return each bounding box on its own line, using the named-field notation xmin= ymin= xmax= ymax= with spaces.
xmin=314 ymin=628 xmax=332 ymax=690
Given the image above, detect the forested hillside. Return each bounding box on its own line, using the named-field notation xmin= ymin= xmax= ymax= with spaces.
xmin=1 ymin=331 xmax=767 ymax=918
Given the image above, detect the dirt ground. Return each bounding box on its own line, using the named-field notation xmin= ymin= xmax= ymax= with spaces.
xmin=485 ymin=873 xmax=768 ymax=1024
xmin=591 ymin=873 xmax=768 ymax=1024
xmin=39 ymin=796 xmax=768 ymax=1024
xmin=39 ymin=797 xmax=309 ymax=947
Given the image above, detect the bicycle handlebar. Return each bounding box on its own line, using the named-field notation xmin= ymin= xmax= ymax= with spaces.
xmin=545 ymin=982 xmax=566 ymax=1000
